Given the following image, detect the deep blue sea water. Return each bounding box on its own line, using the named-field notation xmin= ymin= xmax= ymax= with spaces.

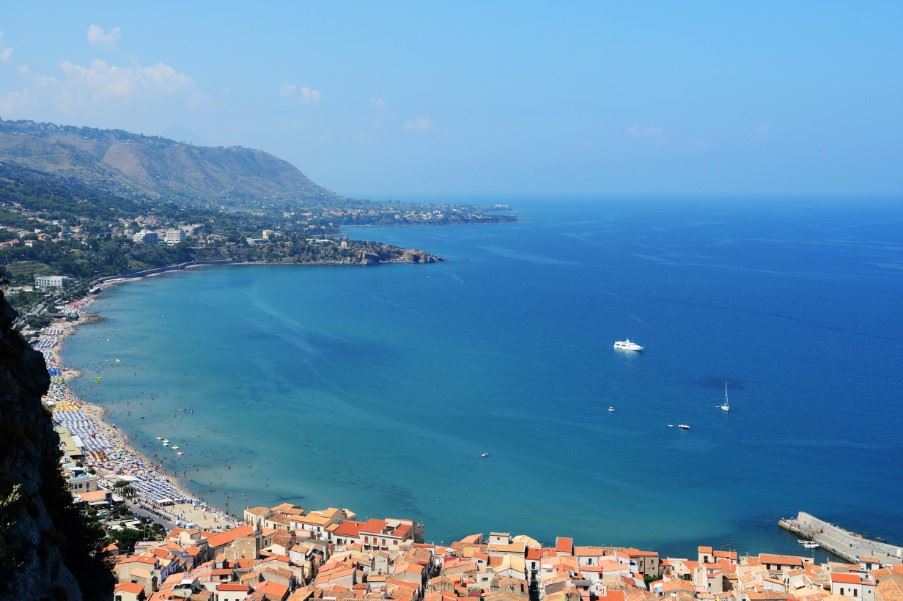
xmin=64 ymin=199 xmax=903 ymax=556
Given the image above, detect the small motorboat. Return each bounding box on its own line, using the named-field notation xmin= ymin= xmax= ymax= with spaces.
xmin=613 ymin=339 xmax=644 ymax=352
xmin=481 ymin=452 xmax=490 ymax=458
xmin=608 ymin=406 xmax=616 ymax=413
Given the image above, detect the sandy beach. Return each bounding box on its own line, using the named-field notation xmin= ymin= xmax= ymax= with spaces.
xmin=37 ymin=294 xmax=238 ymax=532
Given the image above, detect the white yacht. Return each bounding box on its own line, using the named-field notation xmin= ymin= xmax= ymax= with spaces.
xmin=613 ymin=339 xmax=644 ymax=352
xmin=719 ymin=381 xmax=731 ymax=413
xmin=608 ymin=406 xmax=616 ymax=413
xmin=677 ymin=423 xmax=691 ymax=430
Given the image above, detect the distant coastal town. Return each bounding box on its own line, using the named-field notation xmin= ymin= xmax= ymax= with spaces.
xmin=0 ymin=155 xmax=515 ymax=327
xmin=25 ymin=290 xmax=903 ymax=601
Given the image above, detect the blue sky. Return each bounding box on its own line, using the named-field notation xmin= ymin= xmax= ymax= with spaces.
xmin=1 ymin=2 xmax=902 ymax=199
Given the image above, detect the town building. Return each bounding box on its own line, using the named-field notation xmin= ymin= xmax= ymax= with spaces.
xmin=163 ymin=229 xmax=187 ymax=244
xmin=133 ymin=230 xmax=160 ymax=244
xmin=34 ymin=275 xmax=69 ymax=288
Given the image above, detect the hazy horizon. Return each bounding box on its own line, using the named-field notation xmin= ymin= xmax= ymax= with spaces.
xmin=1 ymin=2 xmax=902 ymax=199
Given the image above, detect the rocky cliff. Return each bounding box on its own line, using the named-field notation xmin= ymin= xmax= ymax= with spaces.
xmin=0 ymin=291 xmax=112 ymax=600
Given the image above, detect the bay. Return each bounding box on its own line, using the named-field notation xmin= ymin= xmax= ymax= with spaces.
xmin=64 ymin=198 xmax=903 ymax=556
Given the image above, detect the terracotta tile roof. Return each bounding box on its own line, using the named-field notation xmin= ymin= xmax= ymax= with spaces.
xmin=261 ymin=554 xmax=291 ymax=564
xmin=206 ymin=525 xmax=255 ymax=549
xmin=831 ymin=573 xmax=862 ymax=585
xmin=335 ymin=521 xmax=362 ymax=537
xmin=600 ymin=591 xmax=626 ymax=601
xmin=527 ymin=548 xmax=556 ymax=561
xmin=877 ymin=575 xmax=903 ymax=601
xmin=359 ymin=519 xmax=388 ymax=534
xmin=388 ymin=578 xmax=421 ymax=590
xmin=760 ymin=554 xmax=805 ymax=567
xmin=317 ymin=567 xmax=356 ymax=583
xmin=218 ymin=583 xmax=252 ymax=591
xmin=115 ymin=581 xmax=145 ymax=594
xmin=119 ymin=555 xmax=157 ymax=565
xmin=257 ymin=581 xmax=290 ymax=599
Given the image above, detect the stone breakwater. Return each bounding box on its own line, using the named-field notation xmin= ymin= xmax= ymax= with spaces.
xmin=780 ymin=511 xmax=903 ymax=563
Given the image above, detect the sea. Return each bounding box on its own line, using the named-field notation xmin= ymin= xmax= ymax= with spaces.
xmin=63 ymin=198 xmax=903 ymax=557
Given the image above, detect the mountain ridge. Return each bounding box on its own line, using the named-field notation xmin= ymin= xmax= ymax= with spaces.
xmin=0 ymin=118 xmax=339 ymax=209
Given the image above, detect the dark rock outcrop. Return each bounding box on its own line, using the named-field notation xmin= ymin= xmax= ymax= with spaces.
xmin=0 ymin=292 xmax=113 ymax=600
xmin=397 ymin=248 xmax=440 ymax=264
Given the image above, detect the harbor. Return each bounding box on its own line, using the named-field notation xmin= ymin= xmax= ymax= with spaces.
xmin=779 ymin=511 xmax=903 ymax=564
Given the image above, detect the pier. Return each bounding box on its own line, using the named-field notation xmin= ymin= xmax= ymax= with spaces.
xmin=779 ymin=511 xmax=903 ymax=564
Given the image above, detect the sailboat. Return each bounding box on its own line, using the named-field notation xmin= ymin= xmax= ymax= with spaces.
xmin=719 ymin=381 xmax=731 ymax=413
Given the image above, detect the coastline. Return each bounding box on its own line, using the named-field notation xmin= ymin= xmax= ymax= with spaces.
xmin=39 ymin=222 xmax=903 ymax=554
xmin=41 ymin=253 xmax=445 ymax=534
xmin=40 ymin=288 xmax=240 ymax=532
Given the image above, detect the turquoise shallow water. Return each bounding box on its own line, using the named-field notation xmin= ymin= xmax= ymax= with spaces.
xmin=64 ymin=199 xmax=903 ymax=556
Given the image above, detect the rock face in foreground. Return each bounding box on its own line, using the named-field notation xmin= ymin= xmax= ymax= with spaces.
xmin=0 ymin=292 xmax=113 ymax=600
